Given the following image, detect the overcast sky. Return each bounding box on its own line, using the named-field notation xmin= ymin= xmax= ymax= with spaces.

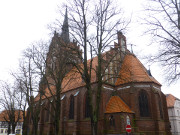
xmin=0 ymin=0 xmax=180 ymax=99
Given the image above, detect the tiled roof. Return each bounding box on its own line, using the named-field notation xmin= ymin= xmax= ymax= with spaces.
xmin=105 ymin=96 xmax=134 ymax=113
xmin=35 ymin=52 xmax=161 ymax=101
xmin=166 ymin=94 xmax=179 ymax=108
xmin=115 ymin=54 xmax=161 ymax=86
xmin=34 ymin=56 xmax=98 ymax=101
xmin=62 ymin=53 xmax=102 ymax=93
xmin=34 ymin=85 xmax=56 ymax=102
xmin=0 ymin=110 xmax=24 ymax=122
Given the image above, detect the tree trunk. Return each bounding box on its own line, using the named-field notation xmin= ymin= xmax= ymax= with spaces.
xmin=12 ymin=123 xmax=16 ymax=134
xmin=8 ymin=123 xmax=11 ymax=135
xmin=91 ymin=122 xmax=98 ymax=135
xmin=54 ymin=84 xmax=61 ymax=135
xmin=33 ymin=123 xmax=38 ymax=135
xmin=54 ymin=119 xmax=60 ymax=135
xmin=22 ymin=115 xmax=28 ymax=135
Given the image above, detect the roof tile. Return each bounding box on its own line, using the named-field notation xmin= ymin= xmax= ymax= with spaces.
xmin=0 ymin=110 xmax=24 ymax=122
xmin=115 ymin=54 xmax=161 ymax=86
xmin=166 ymin=94 xmax=179 ymax=107
xmin=35 ymin=52 xmax=161 ymax=101
xmin=105 ymin=96 xmax=134 ymax=113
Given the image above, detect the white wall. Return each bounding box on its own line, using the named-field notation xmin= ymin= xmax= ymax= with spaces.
xmin=0 ymin=122 xmax=23 ymax=135
xmin=168 ymin=100 xmax=180 ymax=135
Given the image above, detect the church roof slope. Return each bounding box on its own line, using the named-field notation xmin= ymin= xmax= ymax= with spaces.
xmin=115 ymin=54 xmax=161 ymax=86
xmin=35 ymin=52 xmax=161 ymax=101
xmin=62 ymin=55 xmax=98 ymax=93
xmin=166 ymin=94 xmax=180 ymax=108
xmin=34 ymin=55 xmax=98 ymax=101
xmin=105 ymin=96 xmax=134 ymax=113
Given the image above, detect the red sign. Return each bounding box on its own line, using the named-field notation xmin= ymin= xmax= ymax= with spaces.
xmin=126 ymin=125 xmax=131 ymax=133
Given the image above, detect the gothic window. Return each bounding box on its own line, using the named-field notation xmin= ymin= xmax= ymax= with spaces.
xmin=45 ymin=103 xmax=50 ymax=122
xmin=121 ymin=39 xmax=126 ymax=52
xmin=40 ymin=107 xmax=45 ymax=123
xmin=85 ymin=93 xmax=91 ymax=118
xmin=158 ymin=97 xmax=163 ymax=119
xmin=177 ymin=110 xmax=180 ymax=116
xmin=69 ymin=95 xmax=74 ymax=119
xmin=104 ymin=68 xmax=108 ymax=81
xmin=109 ymin=115 xmax=115 ymax=127
xmin=126 ymin=115 xmax=130 ymax=125
xmin=29 ymin=113 xmax=32 ymax=124
xmin=138 ymin=90 xmax=150 ymax=117
xmin=50 ymin=56 xmax=57 ymax=70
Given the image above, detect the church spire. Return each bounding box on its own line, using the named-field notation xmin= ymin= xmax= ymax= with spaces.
xmin=61 ymin=7 xmax=70 ymax=43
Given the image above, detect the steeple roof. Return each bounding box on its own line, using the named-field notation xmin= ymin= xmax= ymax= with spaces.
xmin=61 ymin=7 xmax=70 ymax=43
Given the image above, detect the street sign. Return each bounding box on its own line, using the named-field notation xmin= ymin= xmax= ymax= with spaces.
xmin=126 ymin=125 xmax=131 ymax=133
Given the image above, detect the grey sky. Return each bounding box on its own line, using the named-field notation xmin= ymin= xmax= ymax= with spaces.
xmin=0 ymin=0 xmax=179 ymax=99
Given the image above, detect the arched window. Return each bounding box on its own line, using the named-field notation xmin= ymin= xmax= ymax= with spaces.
xmin=85 ymin=93 xmax=91 ymax=118
xmin=40 ymin=107 xmax=45 ymax=123
xmin=45 ymin=103 xmax=50 ymax=122
xmin=109 ymin=115 xmax=115 ymax=127
xmin=69 ymin=95 xmax=74 ymax=119
xmin=158 ymin=96 xmax=163 ymax=119
xmin=138 ymin=90 xmax=150 ymax=117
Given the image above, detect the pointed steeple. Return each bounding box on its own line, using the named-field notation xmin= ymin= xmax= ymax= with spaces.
xmin=61 ymin=7 xmax=70 ymax=43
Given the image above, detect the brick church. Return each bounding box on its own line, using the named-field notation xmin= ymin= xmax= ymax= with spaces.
xmin=27 ymin=10 xmax=171 ymax=135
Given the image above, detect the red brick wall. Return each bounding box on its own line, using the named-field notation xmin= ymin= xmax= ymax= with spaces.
xmin=26 ymin=82 xmax=171 ymax=135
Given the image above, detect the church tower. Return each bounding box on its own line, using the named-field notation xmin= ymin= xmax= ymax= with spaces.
xmin=46 ymin=8 xmax=82 ymax=75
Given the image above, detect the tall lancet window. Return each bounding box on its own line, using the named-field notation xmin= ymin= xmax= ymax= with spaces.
xmin=69 ymin=95 xmax=74 ymax=119
xmin=121 ymin=39 xmax=126 ymax=52
xmin=158 ymin=95 xmax=163 ymax=119
xmin=85 ymin=93 xmax=91 ymax=118
xmin=138 ymin=90 xmax=150 ymax=117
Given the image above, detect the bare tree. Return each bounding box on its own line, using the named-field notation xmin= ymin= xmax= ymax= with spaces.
xmin=15 ymin=79 xmax=28 ymax=135
xmin=143 ymin=0 xmax=180 ymax=83
xmin=59 ymin=0 xmax=130 ymax=134
xmin=23 ymin=38 xmax=77 ymax=135
xmin=14 ymin=45 xmax=44 ymax=135
xmin=0 ymin=81 xmax=24 ymax=135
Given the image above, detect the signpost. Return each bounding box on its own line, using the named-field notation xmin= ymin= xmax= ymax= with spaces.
xmin=126 ymin=124 xmax=131 ymax=133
